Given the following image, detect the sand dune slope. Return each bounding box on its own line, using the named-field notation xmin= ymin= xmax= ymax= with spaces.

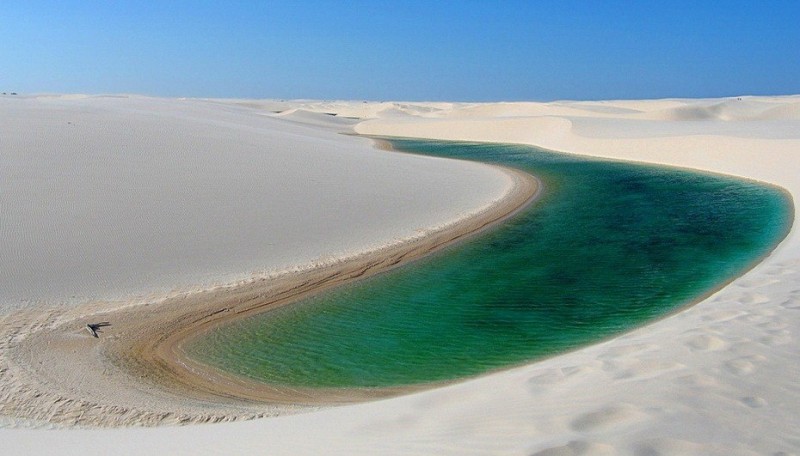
xmin=3 ymin=95 xmax=800 ymax=455
xmin=0 ymin=95 xmax=512 ymax=310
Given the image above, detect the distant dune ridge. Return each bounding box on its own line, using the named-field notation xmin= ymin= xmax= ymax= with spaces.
xmin=1 ymin=94 xmax=799 ymax=455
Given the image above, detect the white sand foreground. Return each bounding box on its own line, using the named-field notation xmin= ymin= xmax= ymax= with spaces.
xmin=3 ymin=95 xmax=800 ymax=455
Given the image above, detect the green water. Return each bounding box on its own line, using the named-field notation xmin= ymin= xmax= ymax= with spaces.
xmin=187 ymin=140 xmax=792 ymax=388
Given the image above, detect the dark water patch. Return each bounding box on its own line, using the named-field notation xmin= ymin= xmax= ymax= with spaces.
xmin=187 ymin=140 xmax=792 ymax=388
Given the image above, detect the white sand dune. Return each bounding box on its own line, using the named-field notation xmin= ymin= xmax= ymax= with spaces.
xmin=0 ymin=95 xmax=512 ymax=311
xmin=2 ymin=95 xmax=800 ymax=455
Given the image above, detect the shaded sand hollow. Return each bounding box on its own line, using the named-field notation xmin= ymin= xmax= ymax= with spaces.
xmin=2 ymin=95 xmax=800 ymax=455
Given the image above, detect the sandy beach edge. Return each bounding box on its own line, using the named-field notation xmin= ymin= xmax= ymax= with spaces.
xmin=0 ymin=146 xmax=539 ymax=427
xmin=3 ymin=96 xmax=800 ymax=454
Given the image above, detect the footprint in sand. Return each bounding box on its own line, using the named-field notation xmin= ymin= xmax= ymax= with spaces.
xmin=760 ymin=333 xmax=792 ymax=346
xmin=599 ymin=343 xmax=655 ymax=359
xmin=632 ymin=438 xmax=703 ymax=456
xmin=771 ymin=263 xmax=797 ymax=275
xmin=740 ymin=396 xmax=768 ymax=408
xmin=739 ymin=292 xmax=771 ymax=305
xmin=614 ymin=360 xmax=685 ymax=380
xmin=527 ymin=369 xmax=566 ymax=386
xmin=736 ymin=276 xmax=781 ymax=288
xmin=759 ymin=320 xmax=788 ymax=331
xmin=701 ymin=309 xmax=746 ymax=323
xmin=569 ymin=404 xmax=644 ymax=432
xmin=530 ymin=440 xmax=615 ymax=456
xmin=685 ymin=334 xmax=727 ymax=351
xmin=781 ymin=297 xmax=800 ymax=310
xmin=675 ymin=373 xmax=720 ymax=388
xmin=600 ymin=360 xmax=622 ymax=374
xmin=528 ymin=365 xmax=593 ymax=388
xmin=561 ymin=365 xmax=593 ymax=377
xmin=724 ymin=358 xmax=756 ymax=376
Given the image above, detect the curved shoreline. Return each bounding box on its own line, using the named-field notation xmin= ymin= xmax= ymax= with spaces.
xmin=3 ymin=96 xmax=798 ymax=454
xmin=0 ymin=157 xmax=539 ymax=427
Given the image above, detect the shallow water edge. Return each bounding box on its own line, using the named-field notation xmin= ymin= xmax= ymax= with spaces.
xmin=189 ymin=139 xmax=793 ymax=389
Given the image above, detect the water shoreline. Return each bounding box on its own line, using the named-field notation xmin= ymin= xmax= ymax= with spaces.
xmin=0 ymin=149 xmax=539 ymax=426
xmin=4 ymin=96 xmax=800 ymax=456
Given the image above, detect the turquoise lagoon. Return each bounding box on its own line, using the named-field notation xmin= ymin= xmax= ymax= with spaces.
xmin=187 ymin=140 xmax=792 ymax=388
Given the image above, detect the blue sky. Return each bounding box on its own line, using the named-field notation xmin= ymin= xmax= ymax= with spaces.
xmin=1 ymin=1 xmax=798 ymax=101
